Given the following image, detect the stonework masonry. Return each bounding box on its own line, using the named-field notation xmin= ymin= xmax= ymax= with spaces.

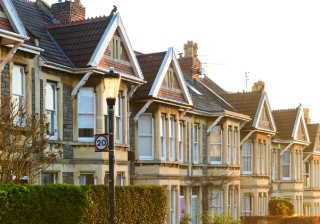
xmin=1 ymin=62 xmax=10 ymax=96
xmin=63 ymin=84 xmax=73 ymax=141
xmin=32 ymin=68 xmax=35 ymax=114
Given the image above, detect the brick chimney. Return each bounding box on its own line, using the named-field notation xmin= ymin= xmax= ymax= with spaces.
xmin=51 ymin=0 xmax=85 ymax=23
xmin=252 ymin=80 xmax=265 ymax=92
xmin=178 ymin=41 xmax=202 ymax=79
xmin=304 ymin=107 xmax=311 ymax=124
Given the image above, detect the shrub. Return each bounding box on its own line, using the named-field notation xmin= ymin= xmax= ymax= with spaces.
xmin=201 ymin=211 xmax=242 ymax=224
xmin=268 ymin=198 xmax=295 ymax=216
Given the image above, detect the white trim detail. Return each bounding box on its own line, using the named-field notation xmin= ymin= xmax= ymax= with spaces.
xmin=292 ymin=106 xmax=310 ymax=142
xmin=148 ymin=47 xmax=193 ymax=105
xmin=303 ymin=153 xmax=312 ymax=162
xmin=280 ymin=142 xmax=294 ymax=156
xmin=179 ymin=108 xmax=189 ymax=120
xmin=207 ymin=116 xmax=223 ymax=133
xmin=252 ymin=91 xmax=277 ymax=131
xmin=240 ymin=131 xmax=255 ymax=145
xmin=133 ymin=100 xmax=153 ymax=122
xmin=87 ymin=13 xmax=143 ymax=79
xmin=71 ymin=72 xmax=93 ymax=100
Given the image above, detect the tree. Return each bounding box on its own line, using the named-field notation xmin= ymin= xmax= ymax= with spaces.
xmin=0 ymin=95 xmax=61 ymax=184
xmin=268 ymin=198 xmax=295 ymax=216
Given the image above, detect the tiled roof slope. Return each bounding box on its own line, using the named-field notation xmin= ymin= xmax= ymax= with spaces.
xmin=133 ymin=52 xmax=166 ymax=100
xmin=199 ymin=76 xmax=228 ymax=95
xmin=12 ymin=0 xmax=75 ymax=67
xmin=48 ymin=16 xmax=112 ymax=68
xmin=184 ymin=75 xmax=231 ymax=113
xmin=220 ymin=91 xmax=262 ymax=129
xmin=272 ymin=108 xmax=298 ymax=140
xmin=305 ymin=124 xmax=319 ymax=152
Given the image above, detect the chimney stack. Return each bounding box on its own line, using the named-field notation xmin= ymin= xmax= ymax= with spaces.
xmin=178 ymin=41 xmax=202 ymax=80
xmin=51 ymin=0 xmax=85 ymax=23
xmin=252 ymin=80 xmax=265 ymax=92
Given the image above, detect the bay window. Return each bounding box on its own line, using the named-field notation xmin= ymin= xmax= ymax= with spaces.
xmin=78 ymin=88 xmax=95 ymax=141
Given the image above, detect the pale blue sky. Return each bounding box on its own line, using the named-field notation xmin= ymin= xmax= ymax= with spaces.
xmin=45 ymin=0 xmax=320 ymax=123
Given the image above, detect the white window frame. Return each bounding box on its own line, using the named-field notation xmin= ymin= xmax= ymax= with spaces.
xmin=138 ymin=113 xmax=154 ymax=160
xmin=242 ymin=140 xmax=253 ymax=174
xmin=193 ymin=124 xmax=199 ymax=164
xmin=257 ymin=141 xmax=261 ymax=174
xmin=12 ymin=65 xmax=26 ymax=126
xmin=282 ymin=151 xmax=291 ymax=180
xmin=261 ymin=142 xmax=266 ymax=174
xmin=242 ymin=194 xmax=253 ymax=216
xmin=78 ymin=173 xmax=96 ymax=185
xmin=112 ymin=37 xmax=120 ymax=59
xmin=161 ymin=114 xmax=166 ymax=160
xmin=171 ymin=187 xmax=177 ymax=224
xmin=228 ymin=127 xmax=231 ymax=164
xmin=78 ymin=87 xmax=95 ymax=142
xmin=211 ymin=188 xmax=222 ymax=215
xmin=170 ymin=116 xmax=175 ymax=161
xmin=179 ymin=122 xmax=184 ymax=163
xmin=210 ymin=126 xmax=222 ymax=164
xmin=45 ymin=82 xmax=58 ymax=140
xmin=116 ymin=172 xmax=124 ymax=186
xmin=233 ymin=127 xmax=238 ymax=165
xmin=115 ymin=92 xmax=122 ymax=143
xmin=303 ymin=162 xmax=310 ymax=188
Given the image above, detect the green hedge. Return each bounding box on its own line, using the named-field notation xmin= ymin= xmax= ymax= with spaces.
xmin=268 ymin=198 xmax=295 ymax=216
xmin=0 ymin=184 xmax=167 ymax=224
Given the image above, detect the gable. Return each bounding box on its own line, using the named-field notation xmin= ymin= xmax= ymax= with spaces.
xmin=257 ymin=103 xmax=271 ymax=129
xmin=295 ymin=118 xmax=307 ymax=141
xmin=0 ymin=4 xmax=13 ymax=31
xmin=315 ymin=126 xmax=320 ymax=151
xmin=98 ymin=28 xmax=134 ymax=75
xmin=149 ymin=47 xmax=192 ymax=105
xmin=252 ymin=91 xmax=276 ymax=131
xmin=158 ymin=63 xmax=186 ymax=102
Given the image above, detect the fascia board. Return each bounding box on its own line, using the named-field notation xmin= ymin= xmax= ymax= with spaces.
xmin=1 ymin=0 xmax=28 ymax=37
xmin=149 ymin=48 xmax=172 ymax=97
xmin=118 ymin=16 xmax=144 ymax=79
xmin=172 ymin=51 xmax=193 ymax=105
xmin=87 ymin=13 xmax=118 ymax=67
xmin=292 ymin=107 xmax=309 ymax=142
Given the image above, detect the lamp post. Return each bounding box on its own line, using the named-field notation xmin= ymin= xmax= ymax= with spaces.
xmin=103 ymin=67 xmax=121 ymax=224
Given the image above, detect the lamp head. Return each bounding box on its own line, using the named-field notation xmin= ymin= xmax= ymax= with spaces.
xmin=103 ymin=67 xmax=121 ymax=106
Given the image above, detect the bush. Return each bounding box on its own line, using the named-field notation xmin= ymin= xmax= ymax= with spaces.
xmin=268 ymin=198 xmax=295 ymax=216
xmin=201 ymin=211 xmax=242 ymax=224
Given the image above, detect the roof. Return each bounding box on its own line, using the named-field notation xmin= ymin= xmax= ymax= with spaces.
xmin=199 ymin=76 xmax=229 ymax=95
xmin=272 ymin=108 xmax=298 ymax=140
xmin=305 ymin=123 xmax=319 ymax=152
xmin=184 ymin=74 xmax=233 ymax=113
xmin=12 ymin=0 xmax=75 ymax=67
xmin=48 ymin=16 xmax=112 ymax=68
xmin=220 ymin=91 xmax=262 ymax=129
xmin=134 ymin=51 xmax=167 ymax=100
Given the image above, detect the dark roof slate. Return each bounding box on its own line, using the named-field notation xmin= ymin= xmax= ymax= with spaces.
xmin=305 ymin=124 xmax=319 ymax=152
xmin=48 ymin=16 xmax=112 ymax=68
xmin=12 ymin=0 xmax=74 ymax=67
xmin=220 ymin=91 xmax=262 ymax=129
xmin=133 ymin=52 xmax=166 ymax=100
xmin=272 ymin=108 xmax=298 ymax=140
xmin=199 ymin=76 xmax=228 ymax=95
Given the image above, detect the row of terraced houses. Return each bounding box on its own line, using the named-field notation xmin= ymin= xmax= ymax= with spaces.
xmin=1 ymin=0 xmax=320 ymax=223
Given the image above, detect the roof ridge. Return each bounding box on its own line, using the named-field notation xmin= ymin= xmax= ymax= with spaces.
xmin=136 ymin=51 xmax=167 ymax=57
xmin=19 ymin=0 xmax=35 ymax=5
xmin=272 ymin=108 xmax=297 ymax=111
xmin=48 ymin=15 xmax=110 ymax=28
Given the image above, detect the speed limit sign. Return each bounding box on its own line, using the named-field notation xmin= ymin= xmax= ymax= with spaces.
xmin=94 ymin=134 xmax=109 ymax=152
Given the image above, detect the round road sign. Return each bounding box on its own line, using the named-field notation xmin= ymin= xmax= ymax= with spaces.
xmin=95 ymin=135 xmax=108 ymax=151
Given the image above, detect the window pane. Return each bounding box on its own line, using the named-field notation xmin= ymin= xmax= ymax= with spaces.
xmin=139 ymin=136 xmax=153 ymax=156
xmin=78 ymin=89 xmax=94 ymax=113
xmin=210 ymin=145 xmax=221 ymax=161
xmin=45 ymin=83 xmax=55 ymax=110
xmin=139 ymin=114 xmax=152 ymax=135
xmin=12 ymin=66 xmax=23 ymax=95
xmin=78 ymin=114 xmax=94 ymax=128
xmin=41 ymin=173 xmax=55 ymax=184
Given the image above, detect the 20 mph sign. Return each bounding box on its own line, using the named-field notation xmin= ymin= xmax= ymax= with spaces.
xmin=94 ymin=134 xmax=109 ymax=152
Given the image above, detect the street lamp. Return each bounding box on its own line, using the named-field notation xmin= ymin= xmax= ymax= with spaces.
xmin=103 ymin=67 xmax=121 ymax=224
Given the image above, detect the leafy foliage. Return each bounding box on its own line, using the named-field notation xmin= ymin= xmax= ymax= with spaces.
xmin=201 ymin=211 xmax=242 ymax=224
xmin=268 ymin=198 xmax=295 ymax=216
xmin=180 ymin=210 xmax=192 ymax=224
xmin=0 ymin=184 xmax=167 ymax=224
xmin=0 ymin=95 xmax=60 ymax=184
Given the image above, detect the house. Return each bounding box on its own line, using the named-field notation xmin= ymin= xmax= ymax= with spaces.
xmin=131 ymin=41 xmax=250 ymax=223
xmin=0 ymin=0 xmax=144 ymax=185
xmin=220 ymin=81 xmax=277 ymax=216
xmin=271 ymin=105 xmax=310 ymax=215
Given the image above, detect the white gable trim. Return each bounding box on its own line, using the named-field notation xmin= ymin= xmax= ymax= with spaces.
xmin=71 ymin=72 xmax=93 ymax=100
xmin=207 ymin=116 xmax=223 ymax=133
xmin=1 ymin=0 xmax=28 ymax=37
xmin=240 ymin=131 xmax=255 ymax=145
xmin=133 ymin=100 xmax=153 ymax=122
xmin=292 ymin=106 xmax=310 ymax=142
xmin=252 ymin=91 xmax=277 ymax=131
xmin=280 ymin=142 xmax=293 ymax=156
xmin=148 ymin=47 xmax=193 ymax=105
xmin=87 ymin=13 xmax=143 ymax=79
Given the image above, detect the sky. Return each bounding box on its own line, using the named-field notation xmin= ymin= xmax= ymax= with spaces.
xmin=45 ymin=0 xmax=320 ymax=123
